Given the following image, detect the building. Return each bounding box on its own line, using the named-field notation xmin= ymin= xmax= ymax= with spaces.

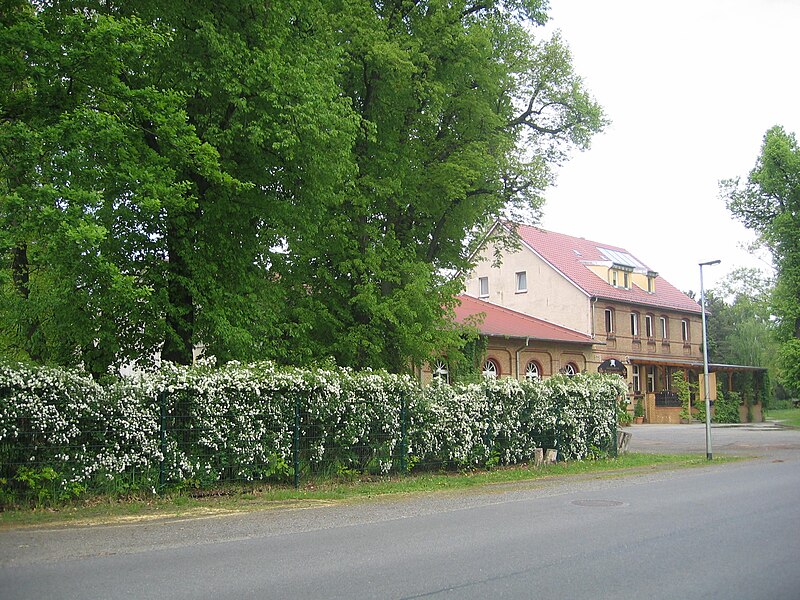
xmin=422 ymin=294 xmax=597 ymax=384
xmin=459 ymin=221 xmax=764 ymax=422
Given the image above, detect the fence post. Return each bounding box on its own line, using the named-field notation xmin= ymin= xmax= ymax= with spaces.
xmin=400 ymin=394 xmax=407 ymax=475
xmin=293 ymin=394 xmax=300 ymax=489
xmin=611 ymin=396 xmax=619 ymax=458
xmin=158 ymin=391 xmax=167 ymax=493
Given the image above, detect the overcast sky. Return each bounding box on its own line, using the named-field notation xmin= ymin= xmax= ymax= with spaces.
xmin=537 ymin=0 xmax=800 ymax=294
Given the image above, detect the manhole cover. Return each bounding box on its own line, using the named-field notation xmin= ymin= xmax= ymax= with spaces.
xmin=571 ymin=499 xmax=625 ymax=507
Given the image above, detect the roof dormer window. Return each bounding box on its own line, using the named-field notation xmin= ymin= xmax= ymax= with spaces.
xmin=647 ymin=271 xmax=658 ymax=293
xmin=609 ymin=264 xmax=633 ymax=289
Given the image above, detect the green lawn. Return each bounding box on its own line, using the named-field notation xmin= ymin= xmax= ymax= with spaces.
xmin=765 ymin=407 xmax=800 ymax=428
xmin=0 ymin=453 xmax=736 ymax=529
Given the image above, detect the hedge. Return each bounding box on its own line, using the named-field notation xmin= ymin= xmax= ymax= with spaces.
xmin=0 ymin=361 xmax=626 ymax=502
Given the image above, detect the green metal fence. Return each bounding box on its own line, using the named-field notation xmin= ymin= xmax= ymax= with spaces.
xmin=1 ymin=387 xmax=620 ymax=507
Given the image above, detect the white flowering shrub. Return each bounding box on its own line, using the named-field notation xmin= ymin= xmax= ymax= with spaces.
xmin=536 ymin=373 xmax=627 ymax=460
xmin=0 ymin=361 xmax=625 ymax=503
xmin=0 ymin=362 xmax=162 ymax=500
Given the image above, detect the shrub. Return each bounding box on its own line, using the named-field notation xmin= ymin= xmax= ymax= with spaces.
xmin=0 ymin=361 xmax=625 ymax=504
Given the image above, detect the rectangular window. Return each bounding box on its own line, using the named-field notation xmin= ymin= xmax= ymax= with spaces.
xmin=623 ymin=271 xmax=630 ymax=289
xmin=660 ymin=316 xmax=668 ymax=340
xmin=479 ymin=276 xmax=489 ymax=298
xmin=515 ymin=271 xmax=527 ymax=293
xmin=681 ymin=319 xmax=690 ymax=342
xmin=604 ymin=308 xmax=614 ymax=334
xmin=630 ymin=312 xmax=639 ymax=337
xmin=645 ymin=315 xmax=654 ymax=338
xmin=632 ymin=365 xmax=641 ymax=393
xmin=647 ymin=276 xmax=655 ymax=293
xmin=611 ymin=270 xmax=618 ymax=286
xmin=646 ymin=366 xmax=656 ymax=393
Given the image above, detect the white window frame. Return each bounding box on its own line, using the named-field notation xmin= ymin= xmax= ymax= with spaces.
xmin=660 ymin=316 xmax=668 ymax=340
xmin=646 ymin=366 xmax=656 ymax=393
xmin=681 ymin=319 xmax=689 ymax=342
xmin=515 ymin=271 xmax=527 ymax=293
xmin=564 ymin=363 xmax=578 ymax=377
xmin=632 ymin=365 xmax=641 ymax=393
xmin=478 ymin=276 xmax=489 ymax=298
xmin=604 ymin=308 xmax=614 ymax=334
xmin=630 ymin=312 xmax=639 ymax=337
xmin=482 ymin=358 xmax=499 ymax=379
xmin=525 ymin=360 xmax=541 ymax=380
xmin=645 ymin=314 xmax=654 ymax=338
xmin=432 ymin=359 xmax=449 ymax=383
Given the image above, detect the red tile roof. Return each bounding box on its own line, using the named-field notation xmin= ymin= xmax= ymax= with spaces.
xmin=454 ymin=295 xmax=596 ymax=344
xmin=506 ymin=223 xmax=702 ymax=314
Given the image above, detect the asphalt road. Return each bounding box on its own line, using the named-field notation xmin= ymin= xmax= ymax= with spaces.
xmin=2 ymin=423 xmax=799 ymax=600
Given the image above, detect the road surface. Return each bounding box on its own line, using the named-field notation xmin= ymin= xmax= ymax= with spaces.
xmin=2 ymin=423 xmax=799 ymax=599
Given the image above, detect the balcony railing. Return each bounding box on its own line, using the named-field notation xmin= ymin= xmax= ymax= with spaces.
xmin=654 ymin=390 xmax=681 ymax=407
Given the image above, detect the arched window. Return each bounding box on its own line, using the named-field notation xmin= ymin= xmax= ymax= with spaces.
xmin=482 ymin=358 xmax=500 ymax=379
xmin=564 ymin=363 xmax=578 ymax=377
xmin=525 ymin=360 xmax=542 ymax=380
xmin=432 ymin=359 xmax=449 ymax=383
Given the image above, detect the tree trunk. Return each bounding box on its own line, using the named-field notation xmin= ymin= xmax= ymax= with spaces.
xmin=161 ymin=212 xmax=195 ymax=365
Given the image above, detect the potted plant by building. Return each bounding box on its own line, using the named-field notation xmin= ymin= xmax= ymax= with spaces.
xmin=634 ymin=398 xmax=645 ymax=424
xmin=618 ymin=399 xmax=633 ymax=427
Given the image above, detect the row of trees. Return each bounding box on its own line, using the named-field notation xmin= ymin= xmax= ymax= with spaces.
xmin=720 ymin=126 xmax=800 ymax=396
xmin=1 ymin=0 xmax=606 ymax=377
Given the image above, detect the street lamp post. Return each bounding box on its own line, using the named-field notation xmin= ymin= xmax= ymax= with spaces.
xmin=699 ymin=259 xmax=720 ymax=460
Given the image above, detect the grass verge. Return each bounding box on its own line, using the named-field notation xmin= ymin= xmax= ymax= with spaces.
xmin=765 ymin=407 xmax=800 ymax=428
xmin=0 ymin=453 xmax=737 ymax=529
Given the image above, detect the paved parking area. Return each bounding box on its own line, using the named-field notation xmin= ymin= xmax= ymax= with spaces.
xmin=626 ymin=421 xmax=800 ymax=460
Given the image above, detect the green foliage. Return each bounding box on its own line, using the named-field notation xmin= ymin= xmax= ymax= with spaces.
xmin=704 ymin=269 xmax=777 ymax=368
xmin=634 ymin=398 xmax=644 ymax=418
xmin=778 ymin=339 xmax=800 ymax=396
xmin=672 ymin=371 xmax=696 ymax=422
xmin=722 ymin=126 xmax=800 ymax=395
xmin=617 ymin=400 xmax=633 ymax=426
xmin=1 ymin=1 xmax=605 ymax=376
xmin=714 ymin=390 xmax=741 ymax=424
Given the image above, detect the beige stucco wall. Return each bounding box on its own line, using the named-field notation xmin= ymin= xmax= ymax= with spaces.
xmin=464 ymin=231 xmax=706 ymax=403
xmin=465 ymin=238 xmax=592 ymax=335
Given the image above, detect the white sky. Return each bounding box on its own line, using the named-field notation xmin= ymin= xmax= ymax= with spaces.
xmin=538 ymin=0 xmax=800 ymax=294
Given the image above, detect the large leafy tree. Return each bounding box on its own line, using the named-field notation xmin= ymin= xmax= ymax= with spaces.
xmin=285 ymin=0 xmax=606 ymax=371
xmin=704 ymin=268 xmax=777 ymax=370
xmin=722 ymin=126 xmax=800 ymax=393
xmin=1 ymin=1 xmax=357 ymax=375
xmin=1 ymin=0 xmax=604 ymax=376
xmin=1 ymin=1 xmax=213 ymax=375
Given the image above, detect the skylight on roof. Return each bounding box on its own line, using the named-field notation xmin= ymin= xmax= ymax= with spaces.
xmin=598 ymin=248 xmax=647 ymax=270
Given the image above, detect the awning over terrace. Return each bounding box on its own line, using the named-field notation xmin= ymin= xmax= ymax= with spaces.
xmin=626 ymin=355 xmax=767 ymax=373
